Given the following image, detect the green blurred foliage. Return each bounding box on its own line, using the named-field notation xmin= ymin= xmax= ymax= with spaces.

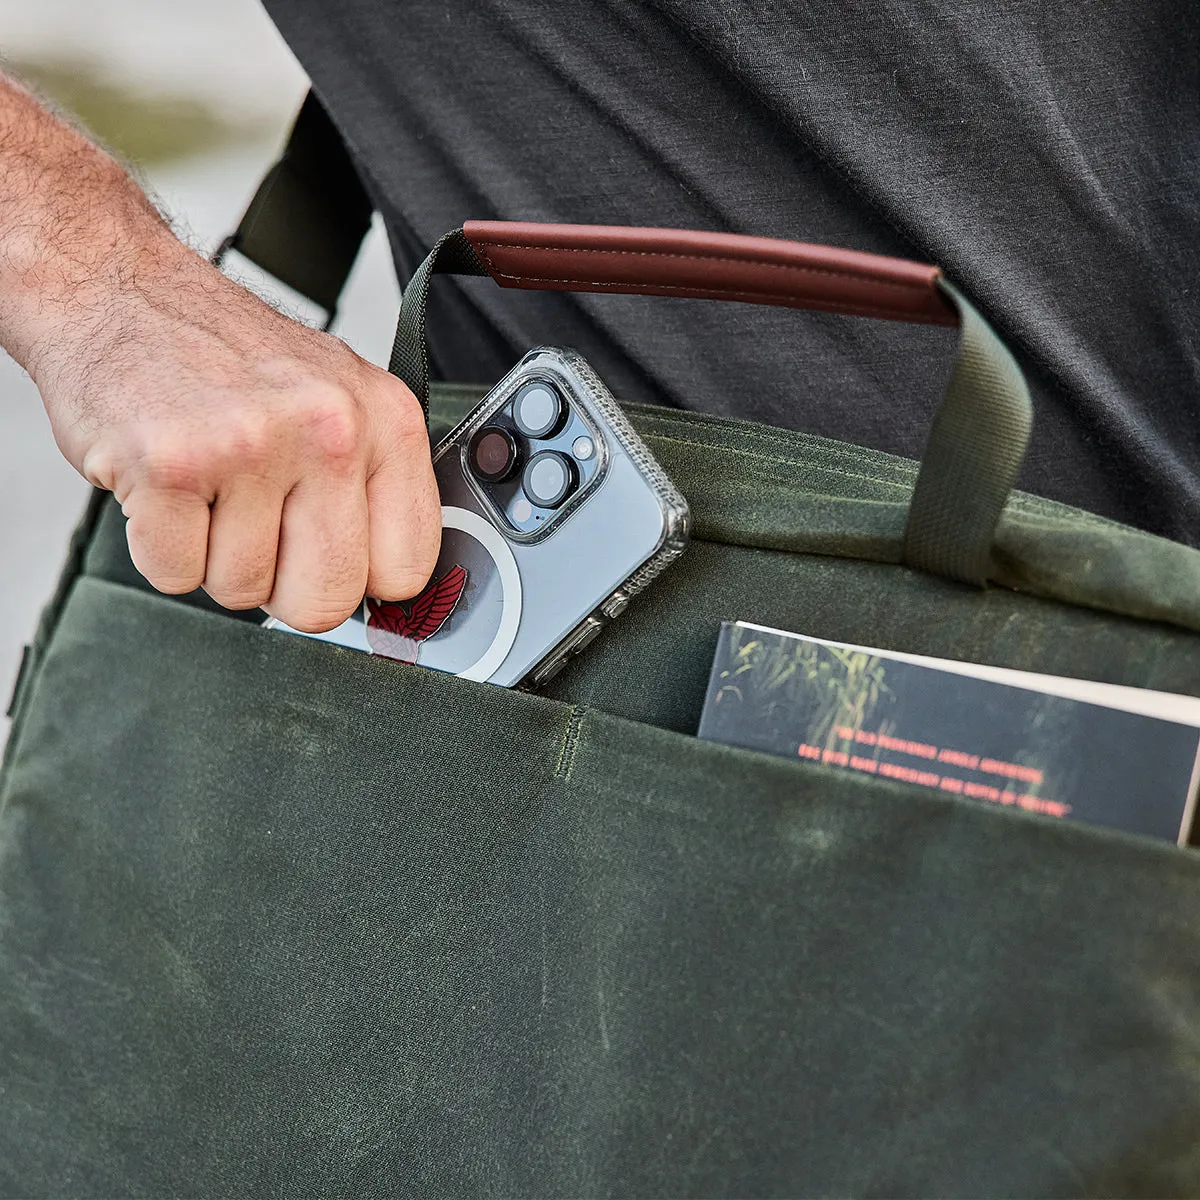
xmin=9 ymin=58 xmax=271 ymax=164
xmin=716 ymin=628 xmax=892 ymax=752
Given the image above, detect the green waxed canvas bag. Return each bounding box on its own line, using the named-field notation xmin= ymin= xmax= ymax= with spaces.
xmin=5 ymin=108 xmax=1200 ymax=1193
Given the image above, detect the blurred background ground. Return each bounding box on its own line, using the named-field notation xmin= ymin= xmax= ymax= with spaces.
xmin=0 ymin=0 xmax=402 ymax=727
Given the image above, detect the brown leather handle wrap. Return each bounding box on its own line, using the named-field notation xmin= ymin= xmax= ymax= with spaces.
xmin=462 ymin=221 xmax=958 ymax=327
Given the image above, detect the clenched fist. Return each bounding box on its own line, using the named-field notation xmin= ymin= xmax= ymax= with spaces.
xmin=49 ymin=246 xmax=440 ymax=632
xmin=1 ymin=72 xmax=440 ymax=633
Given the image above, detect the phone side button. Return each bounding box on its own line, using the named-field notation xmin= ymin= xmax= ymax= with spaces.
xmin=531 ymin=616 xmax=605 ymax=687
xmin=531 ymin=655 xmax=568 ymax=687
xmin=600 ymin=590 xmax=629 ymax=619
xmin=573 ymin=616 xmax=604 ymax=652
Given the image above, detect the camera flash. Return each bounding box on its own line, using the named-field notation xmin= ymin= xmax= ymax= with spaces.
xmin=572 ymin=436 xmax=595 ymax=461
xmin=512 ymin=497 xmax=533 ymax=523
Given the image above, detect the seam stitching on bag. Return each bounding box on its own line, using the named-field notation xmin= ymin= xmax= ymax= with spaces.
xmin=637 ymin=417 xmax=916 ymax=480
xmin=645 ymin=431 xmax=914 ymax=493
xmin=633 ymin=412 xmax=919 ymax=482
xmin=554 ymin=705 xmax=586 ymax=782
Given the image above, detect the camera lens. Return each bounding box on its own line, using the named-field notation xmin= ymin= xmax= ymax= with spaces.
xmin=469 ymin=425 xmax=519 ymax=483
xmin=512 ymin=382 xmax=566 ymax=439
xmin=522 ymin=451 xmax=578 ymax=509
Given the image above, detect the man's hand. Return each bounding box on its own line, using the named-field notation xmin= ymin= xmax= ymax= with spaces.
xmin=0 ymin=73 xmax=440 ymax=633
xmin=44 ymin=245 xmax=441 ymax=633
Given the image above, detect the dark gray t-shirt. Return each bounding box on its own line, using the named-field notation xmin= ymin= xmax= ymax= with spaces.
xmin=263 ymin=0 xmax=1199 ymax=543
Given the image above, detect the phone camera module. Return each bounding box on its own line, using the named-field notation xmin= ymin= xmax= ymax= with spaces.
xmin=469 ymin=425 xmax=520 ymax=483
xmin=522 ymin=450 xmax=578 ymax=510
xmin=512 ymin=382 xmax=567 ymax=439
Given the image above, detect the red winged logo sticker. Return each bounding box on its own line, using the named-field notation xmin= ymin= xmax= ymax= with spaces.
xmin=365 ymin=565 xmax=469 ymax=664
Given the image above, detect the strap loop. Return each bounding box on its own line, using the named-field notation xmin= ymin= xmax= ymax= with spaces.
xmin=387 ymin=229 xmax=487 ymax=418
xmin=903 ymin=281 xmax=1032 ymax=584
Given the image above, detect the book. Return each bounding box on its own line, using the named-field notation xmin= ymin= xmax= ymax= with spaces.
xmin=697 ymin=621 xmax=1200 ymax=845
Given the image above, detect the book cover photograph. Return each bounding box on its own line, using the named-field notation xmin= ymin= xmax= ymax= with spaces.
xmin=698 ymin=622 xmax=1200 ymax=844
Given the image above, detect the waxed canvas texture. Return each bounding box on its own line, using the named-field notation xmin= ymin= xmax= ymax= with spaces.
xmin=4 ymin=388 xmax=1200 ymax=1196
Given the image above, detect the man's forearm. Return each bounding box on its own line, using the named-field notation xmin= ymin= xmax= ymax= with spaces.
xmin=0 ymin=71 xmax=186 ymax=387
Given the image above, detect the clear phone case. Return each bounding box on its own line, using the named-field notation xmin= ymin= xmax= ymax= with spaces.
xmin=266 ymin=348 xmax=689 ymax=688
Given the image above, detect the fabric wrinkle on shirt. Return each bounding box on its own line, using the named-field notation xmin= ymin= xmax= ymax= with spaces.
xmin=262 ymin=0 xmax=1200 ymax=545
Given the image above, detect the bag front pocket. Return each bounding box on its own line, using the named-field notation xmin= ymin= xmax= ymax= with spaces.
xmin=546 ymin=706 xmax=1200 ymax=1195
xmin=0 ymin=577 xmax=579 ymax=1196
xmin=3 ymin=576 xmax=1200 ymax=1198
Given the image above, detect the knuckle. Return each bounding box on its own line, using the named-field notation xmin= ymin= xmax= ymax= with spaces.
xmin=372 ymin=564 xmax=433 ymax=603
xmin=206 ymin=579 xmax=273 ymax=611
xmin=269 ymin=542 xmax=366 ymax=634
xmin=150 ymin=573 xmax=204 ymax=597
xmin=80 ymin=447 xmax=118 ymax=494
xmin=124 ymin=512 xmax=206 ymax=596
xmin=372 ymin=535 xmax=440 ymax=602
xmin=219 ymin=413 xmax=274 ymax=477
xmin=384 ymin=382 xmax=430 ymax=449
xmin=304 ymin=389 xmax=364 ymax=464
xmin=128 ymin=538 xmax=204 ymax=595
xmin=361 ymin=372 xmax=427 ymax=453
xmin=140 ymin=452 xmax=205 ymax=496
xmin=369 ymin=499 xmax=441 ymax=602
xmin=273 ymin=598 xmax=359 ymax=635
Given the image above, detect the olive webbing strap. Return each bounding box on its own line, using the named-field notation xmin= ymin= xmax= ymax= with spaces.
xmin=387 ymin=228 xmax=488 ymax=420
xmin=389 ymin=231 xmax=1032 ymax=587
xmin=212 ymin=92 xmax=374 ymax=331
xmin=903 ymin=281 xmax=1032 ymax=584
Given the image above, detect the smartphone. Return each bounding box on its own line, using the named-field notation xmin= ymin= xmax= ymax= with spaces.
xmin=265 ymin=347 xmax=689 ymax=688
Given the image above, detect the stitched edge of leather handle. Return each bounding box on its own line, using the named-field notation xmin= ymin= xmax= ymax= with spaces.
xmin=462 ymin=221 xmax=958 ymax=327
